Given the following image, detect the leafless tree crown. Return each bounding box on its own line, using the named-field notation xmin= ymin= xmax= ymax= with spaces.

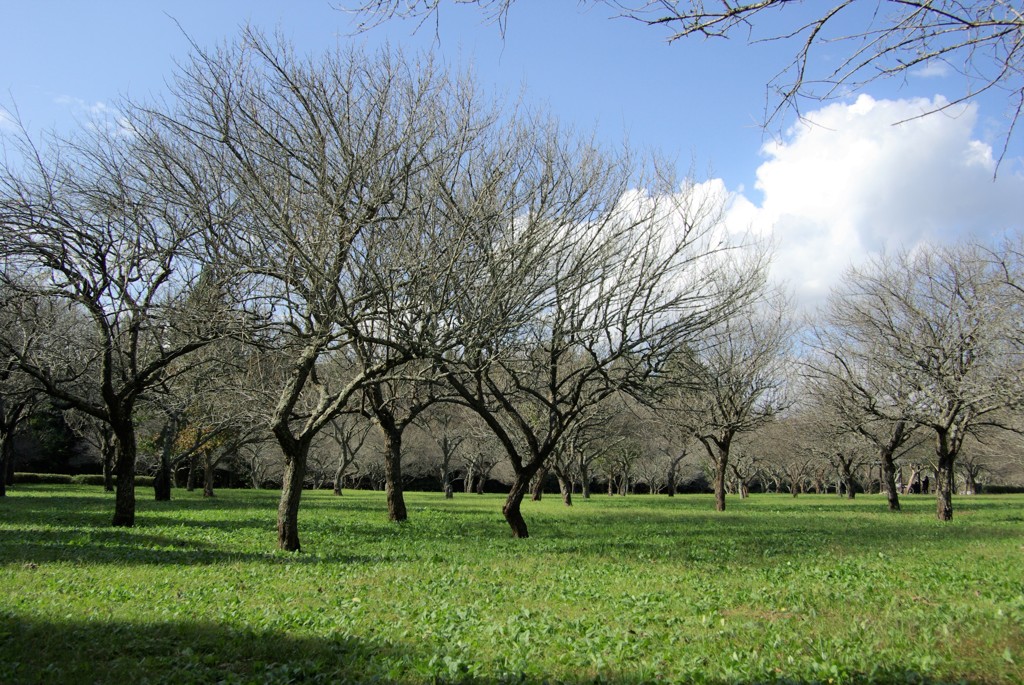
xmin=345 ymin=0 xmax=1024 ymax=162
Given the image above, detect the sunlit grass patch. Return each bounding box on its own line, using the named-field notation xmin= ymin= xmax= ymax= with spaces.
xmin=1 ymin=486 xmax=1022 ymax=683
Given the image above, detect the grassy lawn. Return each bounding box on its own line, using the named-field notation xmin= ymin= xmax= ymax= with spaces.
xmin=0 ymin=486 xmax=1021 ymax=684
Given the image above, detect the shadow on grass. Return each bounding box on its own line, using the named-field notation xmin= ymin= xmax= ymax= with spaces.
xmin=3 ymin=488 xmax=1022 ymax=569
xmin=0 ymin=614 xmax=975 ymax=685
xmin=0 ymin=526 xmax=400 ymax=567
xmin=0 ymin=614 xmax=417 ymax=684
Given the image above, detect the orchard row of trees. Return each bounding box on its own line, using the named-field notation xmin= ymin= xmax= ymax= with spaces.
xmin=0 ymin=30 xmax=763 ymax=550
xmin=2 ymin=30 xmax=1023 ymax=552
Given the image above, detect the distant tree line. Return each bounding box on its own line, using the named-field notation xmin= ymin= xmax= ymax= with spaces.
xmin=3 ymin=29 xmax=1023 ymax=552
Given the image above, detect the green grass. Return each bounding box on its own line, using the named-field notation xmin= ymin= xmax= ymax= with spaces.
xmin=1 ymin=487 xmax=1022 ymax=684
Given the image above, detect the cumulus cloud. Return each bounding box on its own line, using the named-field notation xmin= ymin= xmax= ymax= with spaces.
xmin=722 ymin=94 xmax=1024 ymax=309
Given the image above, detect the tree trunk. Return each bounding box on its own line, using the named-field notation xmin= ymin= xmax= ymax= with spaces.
xmin=154 ymin=419 xmax=175 ymax=502
xmin=186 ymin=456 xmax=198 ymax=492
xmin=4 ymin=445 xmax=14 ymax=488
xmin=700 ymin=437 xmax=730 ymax=512
xmin=579 ymin=462 xmax=591 ymax=499
xmin=963 ymin=469 xmax=979 ymax=495
xmin=277 ymin=442 xmax=309 ymax=552
xmin=713 ymin=458 xmax=727 ymax=512
xmin=935 ymin=458 xmax=955 ymax=521
xmin=555 ymin=469 xmax=572 ymax=507
xmin=841 ymin=462 xmax=855 ymax=500
xmin=0 ymin=434 xmax=10 ymax=497
xmin=203 ymin=454 xmax=215 ymax=498
xmin=153 ymin=466 xmax=171 ymax=502
xmin=100 ymin=429 xmax=115 ymax=492
xmin=443 ymin=473 xmax=454 ymax=499
xmin=503 ymin=472 xmax=534 ymax=538
xmin=880 ymin=454 xmax=901 ymax=511
xmin=383 ymin=428 xmax=407 ymax=522
xmin=464 ymin=464 xmax=475 ymax=494
xmin=111 ymin=420 xmax=137 ymax=528
xmin=729 ymin=463 xmax=749 ymax=499
xmin=531 ymin=465 xmax=548 ymax=501
xmin=332 ymin=459 xmax=345 ymax=496
xmin=905 ymin=466 xmax=920 ymax=494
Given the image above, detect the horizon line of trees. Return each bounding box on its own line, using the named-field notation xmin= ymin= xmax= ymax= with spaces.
xmin=3 ymin=29 xmax=1023 ymax=552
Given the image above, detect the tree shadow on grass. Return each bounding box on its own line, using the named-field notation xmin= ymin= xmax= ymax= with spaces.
xmin=0 ymin=614 xmax=977 ymax=685
xmin=4 ymin=488 xmax=1022 ymax=570
xmin=0 ymin=527 xmax=392 ymax=567
xmin=0 ymin=614 xmax=419 ymax=684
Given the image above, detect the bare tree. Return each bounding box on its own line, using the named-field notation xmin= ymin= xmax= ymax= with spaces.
xmin=559 ymin=401 xmax=629 ymax=500
xmin=145 ymin=29 xmax=489 ymax=550
xmin=460 ymin=425 xmax=504 ymax=495
xmin=429 ymin=113 xmax=762 ymax=536
xmin=648 ymin=359 xmax=702 ymax=497
xmin=0 ymin=113 xmax=235 ymax=525
xmin=347 ymin=1 xmax=1024 ymax=163
xmin=548 ymin=402 xmax=632 ymax=505
xmin=956 ymin=424 xmax=1024 ymax=493
xmin=324 ymin=412 xmax=373 ymax=496
xmin=0 ymin=360 xmax=38 ymax=498
xmin=726 ymin=439 xmax=763 ymax=498
xmin=64 ymin=410 xmax=116 ymax=491
xmin=358 ymin=362 xmax=443 ymax=520
xmin=751 ymin=415 xmax=817 ymax=496
xmin=0 ymin=286 xmax=47 ymax=496
xmin=684 ymin=290 xmax=793 ymax=511
xmin=418 ymin=403 xmax=471 ymax=499
xmin=801 ymin=342 xmax=922 ymax=511
xmin=812 ymin=244 xmax=1024 ymax=520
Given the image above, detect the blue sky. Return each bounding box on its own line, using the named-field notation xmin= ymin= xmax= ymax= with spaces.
xmin=3 ymin=1 xmax=1023 ymax=306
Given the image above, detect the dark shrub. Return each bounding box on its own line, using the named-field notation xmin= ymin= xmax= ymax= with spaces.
xmin=13 ymin=473 xmax=74 ymax=485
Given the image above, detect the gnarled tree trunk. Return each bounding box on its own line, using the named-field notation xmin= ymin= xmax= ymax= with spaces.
xmin=839 ymin=459 xmax=856 ymax=500
xmin=713 ymin=457 xmax=728 ymax=511
xmin=0 ymin=434 xmax=10 ymax=497
xmin=111 ymin=418 xmax=138 ymax=528
xmin=332 ymin=458 xmax=345 ymax=496
xmin=503 ymin=473 xmax=533 ymax=538
xmin=935 ymin=432 xmax=956 ymax=521
xmin=880 ymin=454 xmax=901 ymax=511
xmin=383 ymin=427 xmax=407 ymax=522
xmin=277 ymin=441 xmax=309 ymax=552
xmin=530 ymin=465 xmax=548 ymax=501
xmin=203 ymin=453 xmax=215 ymax=498
xmin=186 ymin=456 xmax=198 ymax=492
xmin=554 ymin=466 xmax=572 ymax=507
xmin=154 ymin=417 xmax=177 ymax=502
xmin=100 ymin=428 xmax=115 ymax=492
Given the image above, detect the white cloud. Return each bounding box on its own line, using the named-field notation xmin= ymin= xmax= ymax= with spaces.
xmin=721 ymin=94 xmax=1024 ymax=309
xmin=913 ymin=61 xmax=952 ymax=79
xmin=0 ymin=109 xmax=15 ymax=132
xmin=54 ymin=95 xmax=135 ymax=138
